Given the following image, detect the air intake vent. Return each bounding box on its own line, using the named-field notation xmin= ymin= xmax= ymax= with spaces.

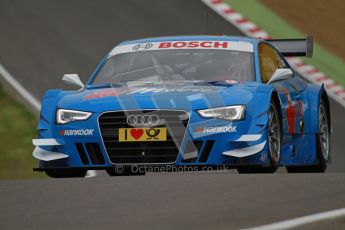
xmin=181 ymin=140 xmax=203 ymax=163
xmin=75 ymin=143 xmax=90 ymax=165
xmin=199 ymin=140 xmax=215 ymax=163
xmin=85 ymin=143 xmax=105 ymax=165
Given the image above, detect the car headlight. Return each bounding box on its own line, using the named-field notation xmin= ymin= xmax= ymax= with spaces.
xmin=197 ymin=105 xmax=245 ymax=121
xmin=56 ymin=109 xmax=92 ymax=124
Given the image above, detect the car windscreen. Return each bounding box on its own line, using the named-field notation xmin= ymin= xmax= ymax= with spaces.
xmin=92 ymin=49 xmax=254 ymax=85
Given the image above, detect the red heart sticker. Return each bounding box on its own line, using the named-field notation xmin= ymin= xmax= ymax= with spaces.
xmin=130 ymin=129 xmax=144 ymax=140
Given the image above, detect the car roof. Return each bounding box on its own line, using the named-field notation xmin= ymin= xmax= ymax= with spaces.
xmin=118 ymin=35 xmax=260 ymax=46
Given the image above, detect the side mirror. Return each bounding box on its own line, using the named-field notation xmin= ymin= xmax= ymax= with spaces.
xmin=62 ymin=74 xmax=84 ymax=89
xmin=267 ymin=68 xmax=293 ymax=84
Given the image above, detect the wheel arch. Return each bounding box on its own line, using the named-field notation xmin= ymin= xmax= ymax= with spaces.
xmin=320 ymin=88 xmax=331 ymax=131
xmin=303 ymin=83 xmax=331 ymax=133
xmin=271 ymin=90 xmax=284 ymax=132
xmin=271 ymin=90 xmax=282 ymax=116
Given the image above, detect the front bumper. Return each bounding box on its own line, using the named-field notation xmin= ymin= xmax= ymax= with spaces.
xmin=33 ymin=110 xmax=269 ymax=169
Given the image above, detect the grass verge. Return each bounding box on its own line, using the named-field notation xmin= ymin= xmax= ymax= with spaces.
xmin=0 ymin=84 xmax=46 ymax=179
xmin=225 ymin=0 xmax=345 ymax=87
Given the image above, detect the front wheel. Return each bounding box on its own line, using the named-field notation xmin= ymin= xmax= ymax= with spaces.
xmin=238 ymin=99 xmax=282 ymax=174
xmin=45 ymin=169 xmax=87 ymax=178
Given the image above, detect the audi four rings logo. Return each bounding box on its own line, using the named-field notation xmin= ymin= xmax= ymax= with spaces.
xmin=132 ymin=43 xmax=153 ymax=51
xmin=127 ymin=114 xmax=160 ymax=127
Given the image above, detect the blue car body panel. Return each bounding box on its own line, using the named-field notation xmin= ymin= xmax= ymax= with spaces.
xmin=34 ymin=35 xmax=328 ymax=170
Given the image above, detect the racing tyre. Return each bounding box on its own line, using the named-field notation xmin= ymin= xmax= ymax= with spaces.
xmin=238 ymin=99 xmax=282 ymax=174
xmin=106 ymin=166 xmax=146 ymax=176
xmin=286 ymin=100 xmax=330 ymax=173
xmin=45 ymin=169 xmax=87 ymax=178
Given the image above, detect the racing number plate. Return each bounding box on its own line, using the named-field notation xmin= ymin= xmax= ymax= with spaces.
xmin=118 ymin=128 xmax=167 ymax=142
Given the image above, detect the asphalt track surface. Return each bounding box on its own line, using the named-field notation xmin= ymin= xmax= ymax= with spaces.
xmin=0 ymin=0 xmax=345 ymax=229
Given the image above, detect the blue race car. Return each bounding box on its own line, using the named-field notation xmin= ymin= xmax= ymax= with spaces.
xmin=32 ymin=35 xmax=331 ymax=177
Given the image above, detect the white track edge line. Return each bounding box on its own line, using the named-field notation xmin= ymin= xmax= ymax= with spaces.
xmin=0 ymin=63 xmax=97 ymax=178
xmin=0 ymin=63 xmax=41 ymax=111
xmin=241 ymin=207 xmax=345 ymax=230
xmin=201 ymin=0 xmax=345 ymax=108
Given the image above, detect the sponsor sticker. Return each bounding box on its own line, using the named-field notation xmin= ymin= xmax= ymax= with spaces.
xmin=108 ymin=40 xmax=253 ymax=57
xmin=195 ymin=125 xmax=237 ymax=133
xmin=158 ymin=41 xmax=228 ymax=49
xmin=84 ymin=89 xmax=120 ymax=100
xmin=118 ymin=127 xmax=167 ymax=142
xmin=84 ymin=86 xmax=222 ymax=99
xmin=60 ymin=129 xmax=94 ymax=136
xmin=126 ymin=86 xmax=220 ymax=94
xmin=132 ymin=43 xmax=153 ymax=51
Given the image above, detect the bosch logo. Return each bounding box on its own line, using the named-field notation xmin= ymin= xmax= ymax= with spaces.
xmin=132 ymin=43 xmax=153 ymax=51
xmin=127 ymin=114 xmax=160 ymax=127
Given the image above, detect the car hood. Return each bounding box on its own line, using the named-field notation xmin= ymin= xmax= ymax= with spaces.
xmin=57 ymin=81 xmax=266 ymax=113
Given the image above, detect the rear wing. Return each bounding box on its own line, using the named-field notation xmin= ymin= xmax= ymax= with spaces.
xmin=266 ymin=35 xmax=313 ymax=57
